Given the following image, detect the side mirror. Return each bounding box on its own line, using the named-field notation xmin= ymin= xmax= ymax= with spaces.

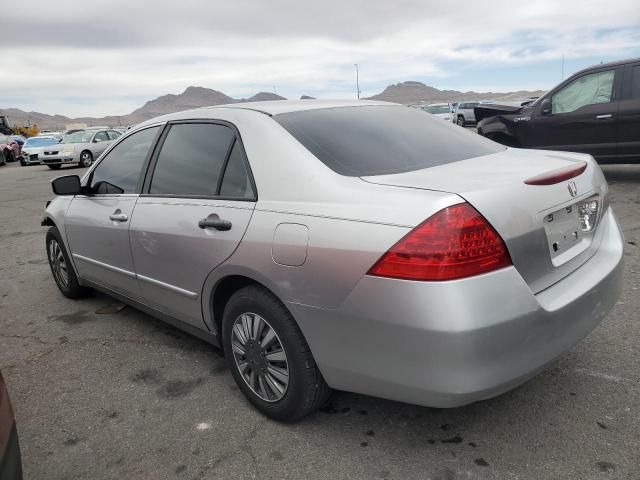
xmin=52 ymin=175 xmax=82 ymax=195
xmin=540 ymin=98 xmax=552 ymax=115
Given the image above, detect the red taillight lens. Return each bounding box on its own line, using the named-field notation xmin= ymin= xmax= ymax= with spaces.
xmin=367 ymin=203 xmax=512 ymax=281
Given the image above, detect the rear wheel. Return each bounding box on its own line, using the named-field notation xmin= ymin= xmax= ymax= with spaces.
xmin=222 ymin=285 xmax=331 ymax=422
xmin=47 ymin=164 xmax=62 ymax=170
xmin=46 ymin=227 xmax=89 ymax=299
xmin=456 ymin=115 xmax=465 ymax=127
xmin=79 ymin=150 xmax=93 ymax=168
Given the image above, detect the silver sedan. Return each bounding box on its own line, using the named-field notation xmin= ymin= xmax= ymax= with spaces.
xmin=40 ymin=129 xmax=121 ymax=169
xmin=42 ymin=100 xmax=623 ymax=421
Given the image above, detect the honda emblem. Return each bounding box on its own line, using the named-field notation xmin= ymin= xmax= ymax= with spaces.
xmin=568 ymin=181 xmax=578 ymax=197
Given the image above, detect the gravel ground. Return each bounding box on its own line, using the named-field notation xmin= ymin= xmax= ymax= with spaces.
xmin=0 ymin=161 xmax=638 ymax=480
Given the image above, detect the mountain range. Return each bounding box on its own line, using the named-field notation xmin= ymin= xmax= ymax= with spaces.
xmin=1 ymin=83 xmax=543 ymax=130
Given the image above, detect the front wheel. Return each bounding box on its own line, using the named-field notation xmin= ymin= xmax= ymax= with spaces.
xmin=79 ymin=150 xmax=93 ymax=168
xmin=222 ymin=285 xmax=331 ymax=422
xmin=456 ymin=115 xmax=465 ymax=126
xmin=46 ymin=227 xmax=89 ymax=299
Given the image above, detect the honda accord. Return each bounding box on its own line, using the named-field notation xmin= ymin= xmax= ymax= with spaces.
xmin=42 ymin=100 xmax=624 ymax=421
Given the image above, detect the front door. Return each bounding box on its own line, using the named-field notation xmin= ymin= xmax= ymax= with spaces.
xmin=525 ymin=68 xmax=621 ymax=160
xmin=129 ymin=122 xmax=256 ymax=327
xmin=65 ymin=126 xmax=162 ymax=297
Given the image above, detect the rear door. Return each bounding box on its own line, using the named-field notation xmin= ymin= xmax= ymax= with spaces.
xmin=129 ymin=121 xmax=256 ymax=328
xmin=616 ymin=62 xmax=640 ymax=163
xmin=525 ymin=67 xmax=622 ymax=160
xmin=65 ymin=126 xmax=162 ymax=297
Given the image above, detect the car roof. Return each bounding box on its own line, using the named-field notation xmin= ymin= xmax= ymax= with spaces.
xmin=200 ymin=99 xmax=394 ymax=116
xmin=426 ymin=103 xmax=450 ymax=106
xmin=573 ymin=57 xmax=640 ymax=76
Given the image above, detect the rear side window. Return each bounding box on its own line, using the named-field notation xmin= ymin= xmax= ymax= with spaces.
xmin=107 ymin=130 xmax=122 ymax=140
xmin=274 ymin=106 xmax=505 ymax=176
xmin=220 ymin=141 xmax=255 ymax=199
xmin=149 ymin=123 xmax=235 ymax=196
xmin=90 ymin=126 xmax=160 ymax=194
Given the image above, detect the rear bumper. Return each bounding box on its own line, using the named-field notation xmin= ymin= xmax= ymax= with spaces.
xmin=289 ymin=207 xmax=624 ymax=407
xmin=0 ymin=424 xmax=22 ymax=480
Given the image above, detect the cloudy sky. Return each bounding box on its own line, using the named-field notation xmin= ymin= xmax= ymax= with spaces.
xmin=1 ymin=0 xmax=639 ymax=117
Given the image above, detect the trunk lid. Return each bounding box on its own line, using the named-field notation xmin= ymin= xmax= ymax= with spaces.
xmin=361 ymin=148 xmax=609 ymax=293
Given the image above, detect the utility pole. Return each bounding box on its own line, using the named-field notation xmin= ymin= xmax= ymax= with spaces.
xmin=354 ymin=64 xmax=361 ymax=100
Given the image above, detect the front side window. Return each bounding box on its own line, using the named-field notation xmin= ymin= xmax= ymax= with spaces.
xmin=89 ymin=126 xmax=160 ymax=194
xmin=94 ymin=131 xmax=109 ymax=142
xmin=149 ymin=123 xmax=235 ymax=197
xmin=552 ymin=70 xmax=615 ymax=114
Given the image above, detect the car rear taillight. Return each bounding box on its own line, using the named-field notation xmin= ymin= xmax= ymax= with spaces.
xmin=367 ymin=203 xmax=511 ymax=281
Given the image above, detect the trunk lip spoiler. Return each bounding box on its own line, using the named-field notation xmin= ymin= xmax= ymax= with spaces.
xmin=524 ymin=162 xmax=588 ymax=186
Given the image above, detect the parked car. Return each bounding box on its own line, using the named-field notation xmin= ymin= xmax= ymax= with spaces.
xmin=0 ymin=136 xmax=26 ymax=162
xmin=0 ymin=369 xmax=22 ymax=480
xmin=39 ymin=131 xmax=64 ymax=143
xmin=453 ymin=101 xmax=480 ymax=126
xmin=0 ymin=148 xmax=5 ymax=166
xmin=421 ymin=103 xmax=453 ymax=121
xmin=40 ymin=129 xmax=122 ymax=169
xmin=20 ymin=136 xmax=59 ymax=166
xmin=43 ymin=100 xmax=623 ymax=422
xmin=476 ymin=57 xmax=640 ymax=163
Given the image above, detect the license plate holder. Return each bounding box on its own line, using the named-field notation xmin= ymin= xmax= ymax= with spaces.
xmin=543 ymin=204 xmax=583 ymax=260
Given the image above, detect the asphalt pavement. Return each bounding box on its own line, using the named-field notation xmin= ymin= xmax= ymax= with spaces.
xmin=0 ymin=160 xmax=638 ymax=480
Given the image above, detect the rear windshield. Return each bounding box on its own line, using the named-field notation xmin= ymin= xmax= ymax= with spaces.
xmin=274 ymin=105 xmax=504 ymax=176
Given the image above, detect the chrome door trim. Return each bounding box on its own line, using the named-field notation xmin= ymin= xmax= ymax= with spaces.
xmin=72 ymin=253 xmax=136 ymax=278
xmin=137 ymin=273 xmax=199 ymax=300
xmin=73 ymin=253 xmax=199 ymax=299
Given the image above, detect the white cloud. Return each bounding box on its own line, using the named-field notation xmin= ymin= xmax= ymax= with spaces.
xmin=0 ymin=0 xmax=638 ymax=116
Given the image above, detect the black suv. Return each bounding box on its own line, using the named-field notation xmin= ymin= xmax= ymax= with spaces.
xmin=476 ymin=57 xmax=640 ymax=163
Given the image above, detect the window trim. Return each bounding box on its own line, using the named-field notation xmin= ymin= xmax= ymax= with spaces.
xmin=140 ymin=119 xmax=258 ymax=203
xmin=84 ymin=124 xmax=166 ymax=197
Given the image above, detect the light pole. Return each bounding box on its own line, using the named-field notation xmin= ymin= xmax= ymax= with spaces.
xmin=354 ymin=64 xmax=361 ymax=100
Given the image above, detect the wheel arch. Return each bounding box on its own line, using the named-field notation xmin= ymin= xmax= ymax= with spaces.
xmin=205 ymin=269 xmax=289 ymax=349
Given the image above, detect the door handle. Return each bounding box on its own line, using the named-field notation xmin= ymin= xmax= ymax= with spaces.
xmin=596 ymin=114 xmax=613 ymax=119
xmin=198 ymin=214 xmax=232 ymax=231
xmin=109 ymin=211 xmax=128 ymax=222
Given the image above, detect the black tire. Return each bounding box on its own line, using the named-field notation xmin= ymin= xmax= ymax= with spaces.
xmin=79 ymin=150 xmax=93 ymax=168
xmin=47 ymin=164 xmax=62 ymax=170
xmin=20 ymin=158 xmax=27 ymax=166
xmin=46 ymin=227 xmax=90 ymax=299
xmin=456 ymin=115 xmax=465 ymax=127
xmin=222 ymin=285 xmax=331 ymax=422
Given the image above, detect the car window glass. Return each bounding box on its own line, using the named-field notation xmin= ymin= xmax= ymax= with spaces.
xmin=107 ymin=130 xmax=122 ymax=140
xmin=631 ymin=66 xmax=640 ymax=99
xmin=552 ymin=70 xmax=615 ymax=114
xmin=275 ymin=105 xmax=505 ymax=176
xmin=89 ymin=126 xmax=160 ymax=194
xmin=220 ymin=141 xmax=255 ymax=199
xmin=94 ymin=131 xmax=109 ymax=142
xmin=149 ymin=123 xmax=235 ymax=196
